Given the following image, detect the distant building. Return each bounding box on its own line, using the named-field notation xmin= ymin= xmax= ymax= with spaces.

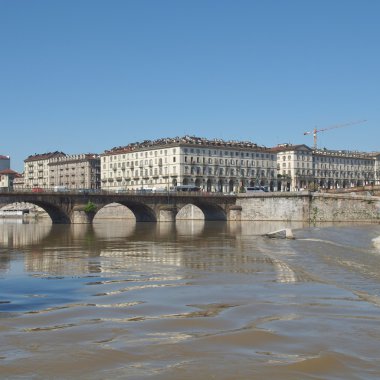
xmin=13 ymin=174 xmax=24 ymax=191
xmin=0 ymin=169 xmax=21 ymax=191
xmin=0 ymin=155 xmax=10 ymax=171
xmin=48 ymin=154 xmax=101 ymax=189
xmin=24 ymin=152 xmax=66 ymax=189
xmin=370 ymin=153 xmax=380 ymax=185
xmin=273 ymin=144 xmax=380 ymax=191
xmin=23 ymin=152 xmax=100 ymax=190
xmin=100 ymin=136 xmax=278 ymax=192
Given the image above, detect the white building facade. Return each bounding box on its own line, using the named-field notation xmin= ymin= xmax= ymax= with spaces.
xmin=274 ymin=144 xmax=380 ymax=191
xmin=0 ymin=169 xmax=20 ymax=191
xmin=101 ymin=136 xmax=278 ymax=192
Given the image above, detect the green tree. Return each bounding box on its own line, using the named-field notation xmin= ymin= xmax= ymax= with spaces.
xmin=83 ymin=201 xmax=96 ymax=214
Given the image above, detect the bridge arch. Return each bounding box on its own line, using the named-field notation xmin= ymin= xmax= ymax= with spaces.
xmin=31 ymin=201 xmax=72 ymax=223
xmin=0 ymin=199 xmax=71 ymax=224
xmin=176 ymin=201 xmax=227 ymax=221
xmin=95 ymin=201 xmax=157 ymax=222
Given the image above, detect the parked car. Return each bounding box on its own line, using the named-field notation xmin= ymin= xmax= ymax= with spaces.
xmin=246 ymin=186 xmax=268 ymax=193
xmin=53 ymin=186 xmax=69 ymax=192
xmin=32 ymin=187 xmax=44 ymax=193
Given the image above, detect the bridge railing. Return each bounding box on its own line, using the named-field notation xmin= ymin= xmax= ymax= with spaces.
xmin=1 ymin=188 xmax=237 ymax=197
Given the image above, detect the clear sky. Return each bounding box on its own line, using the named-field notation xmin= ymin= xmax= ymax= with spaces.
xmin=1 ymin=0 xmax=379 ymax=172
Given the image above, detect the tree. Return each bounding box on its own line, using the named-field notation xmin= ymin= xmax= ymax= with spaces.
xmin=83 ymin=201 xmax=96 ymax=214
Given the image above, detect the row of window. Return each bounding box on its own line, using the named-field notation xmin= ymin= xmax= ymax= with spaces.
xmin=104 ymin=149 xmax=174 ymax=162
xmin=280 ymin=152 xmax=375 ymax=166
xmin=183 ymin=148 xmax=273 ymax=159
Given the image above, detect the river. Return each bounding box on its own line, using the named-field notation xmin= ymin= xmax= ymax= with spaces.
xmin=1 ymin=219 xmax=380 ymax=379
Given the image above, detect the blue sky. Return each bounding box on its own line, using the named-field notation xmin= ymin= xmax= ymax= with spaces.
xmin=1 ymin=0 xmax=379 ymax=171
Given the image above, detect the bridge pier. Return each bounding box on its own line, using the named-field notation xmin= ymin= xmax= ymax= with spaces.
xmin=157 ymin=206 xmax=178 ymax=222
xmin=70 ymin=205 xmax=96 ymax=224
xmin=228 ymin=205 xmax=242 ymax=221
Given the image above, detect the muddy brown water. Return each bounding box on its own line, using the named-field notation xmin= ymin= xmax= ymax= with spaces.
xmin=1 ymin=220 xmax=380 ymax=379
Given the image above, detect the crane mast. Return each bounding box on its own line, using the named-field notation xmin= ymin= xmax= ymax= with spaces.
xmin=303 ymin=120 xmax=366 ymax=149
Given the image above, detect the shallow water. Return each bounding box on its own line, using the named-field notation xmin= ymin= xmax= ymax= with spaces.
xmin=1 ymin=220 xmax=380 ymax=379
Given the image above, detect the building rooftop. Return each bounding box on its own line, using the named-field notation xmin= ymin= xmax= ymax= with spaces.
xmin=269 ymin=144 xmax=311 ymax=153
xmin=313 ymin=148 xmax=374 ymax=159
xmin=0 ymin=169 xmax=20 ymax=176
xmin=103 ymin=135 xmax=268 ymax=155
xmin=270 ymin=144 xmax=376 ymax=159
xmin=49 ymin=153 xmax=100 ymax=162
xmin=24 ymin=151 xmax=66 ymax=162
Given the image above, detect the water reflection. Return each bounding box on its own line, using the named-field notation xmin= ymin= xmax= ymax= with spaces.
xmin=2 ymin=220 xmax=373 ymax=281
xmin=373 ymin=236 xmax=380 ymax=251
xmin=175 ymin=220 xmax=205 ymax=236
xmin=0 ymin=220 xmax=52 ymax=248
xmin=93 ymin=220 xmax=136 ymax=239
xmin=1 ymin=220 xmax=301 ymax=277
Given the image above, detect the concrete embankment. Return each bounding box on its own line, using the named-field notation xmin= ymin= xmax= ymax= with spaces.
xmin=237 ymin=192 xmax=380 ymax=223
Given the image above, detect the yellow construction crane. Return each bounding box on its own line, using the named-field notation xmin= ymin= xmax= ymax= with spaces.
xmin=304 ymin=119 xmax=367 ymax=149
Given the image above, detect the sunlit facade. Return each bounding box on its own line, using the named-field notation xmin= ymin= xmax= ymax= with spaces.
xmin=0 ymin=169 xmax=20 ymax=191
xmin=100 ymin=136 xmax=278 ymax=192
xmin=24 ymin=152 xmax=66 ymax=189
xmin=48 ymin=154 xmax=101 ymax=189
xmin=274 ymin=144 xmax=380 ymax=191
xmin=23 ymin=152 xmax=100 ymax=190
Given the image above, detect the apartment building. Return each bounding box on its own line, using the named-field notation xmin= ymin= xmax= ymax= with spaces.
xmin=49 ymin=154 xmax=101 ymax=189
xmin=273 ymin=144 xmax=380 ymax=191
xmin=313 ymin=149 xmax=376 ymax=189
xmin=0 ymin=169 xmax=20 ymax=191
xmin=13 ymin=175 xmax=24 ymax=191
xmin=370 ymin=152 xmax=380 ymax=185
xmin=101 ymin=136 xmax=278 ymax=192
xmin=24 ymin=152 xmax=66 ymax=189
xmin=23 ymin=152 xmax=100 ymax=190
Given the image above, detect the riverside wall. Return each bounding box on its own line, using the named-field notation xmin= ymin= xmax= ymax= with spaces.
xmin=237 ymin=192 xmax=380 ymax=223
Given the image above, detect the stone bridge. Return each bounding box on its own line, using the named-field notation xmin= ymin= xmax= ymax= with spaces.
xmin=0 ymin=192 xmax=239 ymax=224
xmin=1 ymin=191 xmax=379 ymax=224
